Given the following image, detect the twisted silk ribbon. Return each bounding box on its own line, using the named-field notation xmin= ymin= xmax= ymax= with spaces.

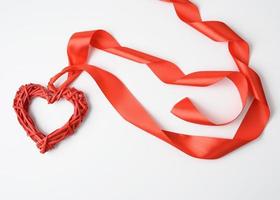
xmin=47 ymin=0 xmax=270 ymax=159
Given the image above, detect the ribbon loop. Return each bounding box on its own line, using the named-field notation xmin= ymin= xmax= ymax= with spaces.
xmin=37 ymin=0 xmax=270 ymax=158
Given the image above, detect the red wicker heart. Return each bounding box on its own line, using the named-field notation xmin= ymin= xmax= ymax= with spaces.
xmin=13 ymin=83 xmax=88 ymax=153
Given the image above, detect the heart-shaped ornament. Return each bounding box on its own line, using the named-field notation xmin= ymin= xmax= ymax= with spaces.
xmin=13 ymin=84 xmax=88 ymax=153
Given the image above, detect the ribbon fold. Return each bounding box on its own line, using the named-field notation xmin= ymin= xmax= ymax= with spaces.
xmin=48 ymin=0 xmax=270 ymax=159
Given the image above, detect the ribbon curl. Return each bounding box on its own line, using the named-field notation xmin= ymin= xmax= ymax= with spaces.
xmin=48 ymin=0 xmax=270 ymax=159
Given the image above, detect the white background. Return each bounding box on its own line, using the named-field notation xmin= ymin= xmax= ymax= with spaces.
xmin=0 ymin=0 xmax=279 ymax=199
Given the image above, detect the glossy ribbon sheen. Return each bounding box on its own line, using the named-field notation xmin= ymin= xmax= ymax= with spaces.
xmin=48 ymin=0 xmax=270 ymax=159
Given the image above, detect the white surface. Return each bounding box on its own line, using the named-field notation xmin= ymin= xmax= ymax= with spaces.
xmin=0 ymin=0 xmax=279 ymax=199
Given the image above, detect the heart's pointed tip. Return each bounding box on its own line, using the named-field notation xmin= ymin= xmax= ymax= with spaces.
xmin=39 ymin=149 xmax=47 ymax=154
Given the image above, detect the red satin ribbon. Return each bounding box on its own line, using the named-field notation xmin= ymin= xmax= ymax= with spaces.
xmin=48 ymin=0 xmax=270 ymax=159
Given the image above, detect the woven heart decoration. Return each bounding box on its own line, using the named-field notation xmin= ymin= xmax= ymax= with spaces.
xmin=13 ymin=84 xmax=88 ymax=153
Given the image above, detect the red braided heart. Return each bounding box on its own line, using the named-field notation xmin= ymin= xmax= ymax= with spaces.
xmin=13 ymin=84 xmax=88 ymax=153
